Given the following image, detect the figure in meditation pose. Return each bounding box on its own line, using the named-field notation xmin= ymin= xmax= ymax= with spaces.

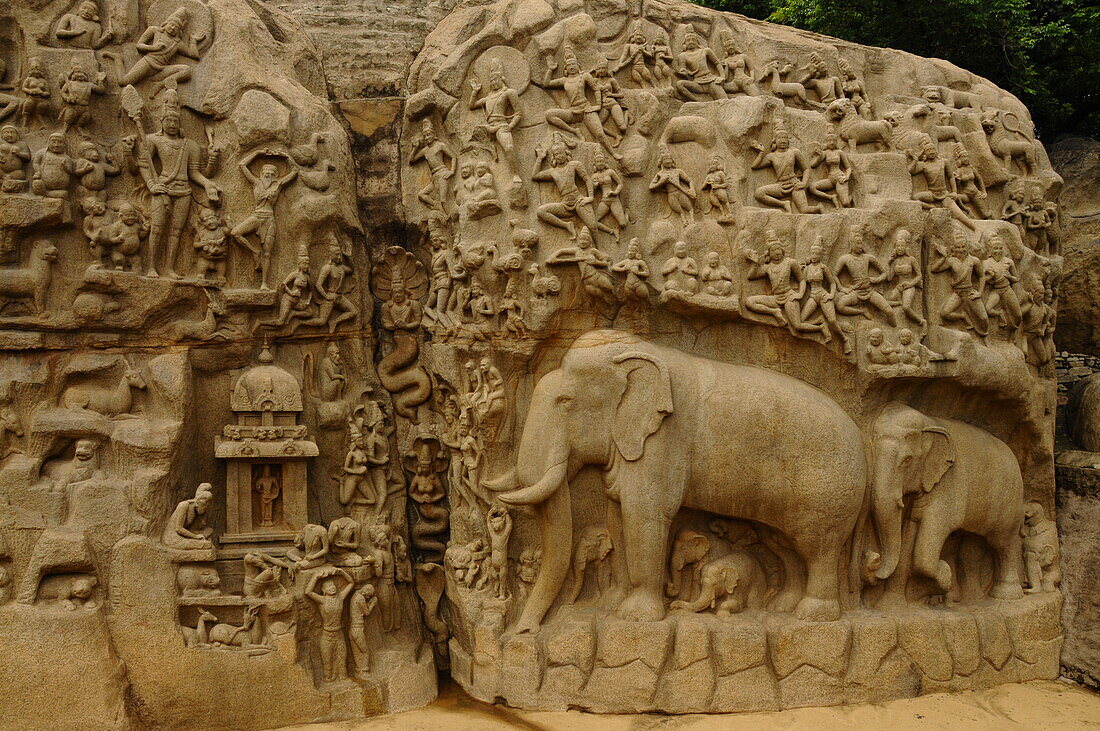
xmin=673 ymin=31 xmax=727 ymax=101
xmin=981 ymin=233 xmax=1021 ymax=330
xmin=468 ymin=58 xmax=522 ymax=180
xmin=163 ymin=483 xmax=215 ymax=550
xmin=885 ymin=229 xmax=925 ymax=326
xmin=750 ymin=128 xmax=822 ymax=214
xmin=486 ymin=505 xmax=513 ymax=600
xmin=533 ymin=138 xmax=614 ymax=239
xmin=547 ymin=226 xmax=616 ymax=307
xmin=232 ymin=149 xmax=298 ymax=290
xmin=700 ymin=251 xmax=735 ymax=296
xmin=133 ymin=90 xmax=220 ymax=278
xmin=835 ymin=227 xmax=897 ymax=326
xmin=543 ymin=46 xmax=621 ymax=159
xmin=661 ymin=241 xmax=698 ymax=295
xmin=801 ymin=240 xmax=849 ymax=351
xmin=286 ymin=524 xmax=330 ymax=570
xmin=743 ymin=231 xmax=823 ymax=337
xmin=318 ymin=343 xmax=346 ymax=402
xmin=112 ymin=8 xmax=205 ymax=89
xmin=253 ymin=465 xmax=280 ymax=528
xmin=931 ymin=229 xmax=989 ymax=338
xmin=612 ymin=239 xmax=651 ymax=306
xmin=808 ymin=132 xmax=854 ymax=209
xmin=649 ymin=147 xmax=697 ymax=226
xmin=907 ymin=135 xmax=974 ymax=230
xmin=702 ymin=156 xmax=735 ymax=224
xmin=305 ymin=568 xmax=355 ymax=683
xmin=55 ymin=1 xmax=114 ymax=48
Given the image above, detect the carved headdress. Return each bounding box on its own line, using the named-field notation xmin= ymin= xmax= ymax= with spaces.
xmin=159 ymin=87 xmax=181 ymax=122
xmin=163 ymin=6 xmax=190 ymax=30
xmin=562 ymin=44 xmax=578 ymax=70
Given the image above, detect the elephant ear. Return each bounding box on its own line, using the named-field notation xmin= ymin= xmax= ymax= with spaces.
xmin=720 ymin=567 xmax=740 ymax=595
xmin=611 ymin=351 xmax=673 ymax=462
xmin=920 ymin=426 xmax=955 ymax=492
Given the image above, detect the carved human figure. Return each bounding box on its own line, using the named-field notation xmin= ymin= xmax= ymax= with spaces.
xmin=591 ymin=151 xmax=628 ymax=237
xmin=58 ymin=62 xmax=106 ymax=131
xmin=327 ymin=517 xmax=364 ymax=567
xmin=614 ymin=28 xmax=656 ymax=87
xmin=673 ymin=31 xmax=727 ymax=101
xmin=838 ymin=58 xmax=870 ymax=117
xmin=547 ymin=226 xmax=616 ymax=307
xmin=111 ymin=8 xmax=205 ymax=88
xmin=0 ymin=393 xmax=23 ymax=461
xmin=318 ymin=343 xmax=346 ymax=402
xmin=700 ymin=252 xmax=735 ymax=297
xmin=133 ymin=91 xmax=220 ymax=278
xmin=191 ymin=207 xmax=228 ymax=282
xmin=835 ymin=227 xmax=897 ymax=325
xmin=162 ymin=483 xmax=215 ymax=551
xmin=661 ymin=240 xmax=698 ymax=294
xmin=808 ymin=132 xmax=853 ymax=208
xmin=468 ymin=58 xmax=522 ymax=180
xmin=232 ymin=149 xmax=297 ymax=290
xmin=952 ymin=144 xmax=988 ymax=219
xmin=981 ymin=233 xmax=1021 ymax=330
xmin=55 ymin=1 xmax=113 ymax=48
xmin=485 ymin=505 xmax=513 ymax=600
xmin=543 ymin=46 xmax=621 ymax=159
xmin=800 ymin=241 xmax=850 ymax=351
xmin=497 ymin=279 xmax=526 ymax=337
xmin=82 ymin=196 xmax=110 ymax=262
xmin=408 ymin=122 xmax=456 ymax=215
xmin=533 ymin=138 xmax=613 ymax=239
xmin=19 ymin=58 xmax=51 ymax=128
xmin=649 ymin=147 xmax=696 ymax=226
xmin=907 ymin=135 xmax=974 ymax=230
xmin=348 ymin=583 xmax=376 ymax=677
xmin=102 ymin=202 xmax=148 ymax=273
xmin=799 ymin=52 xmax=842 ymax=104
xmin=338 ymin=431 xmax=383 ymax=520
xmin=306 ymin=244 xmax=357 ymax=332
xmin=31 ymin=133 xmax=74 ymax=201
xmin=743 ymin=231 xmax=822 ymax=336
xmin=591 ymin=59 xmax=630 ymax=147
xmin=366 ymin=525 xmax=400 ymax=631
xmin=1024 ymin=192 xmax=1054 ymax=256
xmin=74 ymin=143 xmax=119 ymax=203
xmin=286 ymin=523 xmax=330 ymax=570
xmin=893 ymin=327 xmax=949 ymax=374
xmin=1021 ymin=502 xmax=1060 ymax=593
xmin=566 ymin=525 xmax=613 ymax=604
xmin=751 ymin=129 xmax=822 ymax=214
xmin=0 ymin=125 xmax=31 ymax=192
xmin=701 ymin=156 xmax=735 ymax=224
xmin=718 ymin=31 xmax=758 ymax=95
xmin=305 ymin=567 xmax=354 ymax=683
xmin=242 ymin=552 xmax=291 ymax=598
xmin=612 ymin=239 xmax=651 ymax=305
xmin=257 ymin=252 xmax=314 ymax=333
xmin=1001 ymin=183 xmax=1026 ymax=228
xmin=931 ymin=230 xmax=989 ymax=338
xmin=885 ymin=229 xmax=925 ymax=326
xmin=865 ymin=327 xmax=896 ymax=374
xmin=253 ymin=465 xmax=280 ymax=527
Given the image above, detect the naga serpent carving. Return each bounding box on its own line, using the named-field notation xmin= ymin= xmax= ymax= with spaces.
xmin=378 ymin=333 xmax=431 ymax=421
xmin=373 ymin=246 xmax=432 ymax=422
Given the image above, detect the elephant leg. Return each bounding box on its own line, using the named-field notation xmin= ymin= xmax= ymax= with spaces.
xmin=762 ymin=533 xmax=803 ymax=611
xmin=795 ymin=542 xmax=842 ymax=621
xmin=878 ymin=511 xmax=917 ymax=610
xmin=911 ymin=519 xmax=953 ymax=595
xmin=616 ymin=492 xmax=671 ymax=622
xmin=988 ymin=529 xmax=1024 ymax=599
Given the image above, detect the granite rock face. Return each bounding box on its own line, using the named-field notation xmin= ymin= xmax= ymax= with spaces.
xmin=0 ymin=0 xmax=1070 ymax=725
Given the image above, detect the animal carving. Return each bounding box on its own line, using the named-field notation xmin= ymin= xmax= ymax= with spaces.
xmin=757 ymin=62 xmax=817 ymax=107
xmin=61 ymin=364 xmax=147 ymax=417
xmin=670 ymin=549 xmax=773 ymax=615
xmin=0 ymin=239 xmax=57 ymax=316
xmin=981 ymin=110 xmax=1036 ymax=176
xmin=566 ymin=524 xmax=613 ymax=604
xmin=166 ymin=292 xmax=226 ymax=341
xmin=826 ymin=99 xmax=892 ymax=152
xmin=183 ymin=607 xmax=267 ymax=650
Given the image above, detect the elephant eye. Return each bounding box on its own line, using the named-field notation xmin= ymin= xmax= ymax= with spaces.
xmin=556 ymin=394 xmax=573 ymax=404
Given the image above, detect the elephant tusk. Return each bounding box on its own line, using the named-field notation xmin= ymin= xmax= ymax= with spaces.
xmin=499 ymin=460 xmax=567 ymax=506
xmin=483 ymin=468 xmax=518 ymax=493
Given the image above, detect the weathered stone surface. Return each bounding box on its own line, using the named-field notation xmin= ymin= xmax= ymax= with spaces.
xmin=1055 ymin=466 xmax=1100 ymax=688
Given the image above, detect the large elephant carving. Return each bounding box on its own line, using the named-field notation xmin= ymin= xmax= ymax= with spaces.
xmin=486 ymin=330 xmax=866 ymax=632
xmin=869 ymin=402 xmax=1024 ymax=603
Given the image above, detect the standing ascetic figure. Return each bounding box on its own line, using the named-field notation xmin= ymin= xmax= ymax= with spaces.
xmin=486 ymin=330 xmax=866 ymax=632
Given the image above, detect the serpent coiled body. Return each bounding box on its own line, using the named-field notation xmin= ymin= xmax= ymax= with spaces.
xmin=378 ymin=333 xmax=431 ymax=421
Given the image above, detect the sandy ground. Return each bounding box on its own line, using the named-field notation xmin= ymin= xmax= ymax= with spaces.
xmin=284 ymin=678 xmax=1100 ymax=730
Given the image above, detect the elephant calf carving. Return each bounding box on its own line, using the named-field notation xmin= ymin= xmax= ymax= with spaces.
xmin=870 ymin=402 xmax=1024 ymax=603
xmin=671 ymin=549 xmax=772 ymax=615
xmin=567 ymin=524 xmax=613 ymax=604
xmin=486 ymin=329 xmax=866 ymax=633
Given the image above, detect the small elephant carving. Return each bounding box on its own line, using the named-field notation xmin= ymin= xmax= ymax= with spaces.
xmin=670 ymin=549 xmax=771 ymax=615
xmin=566 ymin=524 xmax=612 ymax=604
xmin=665 ymin=527 xmax=711 ymax=600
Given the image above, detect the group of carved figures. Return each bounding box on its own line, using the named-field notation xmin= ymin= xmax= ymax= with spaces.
xmin=476 ymin=331 xmax=1060 ymax=634
xmin=0 ymin=7 xmax=356 ymax=337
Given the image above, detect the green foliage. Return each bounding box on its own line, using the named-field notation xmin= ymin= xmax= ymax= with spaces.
xmin=691 ymin=0 xmax=1100 ymax=139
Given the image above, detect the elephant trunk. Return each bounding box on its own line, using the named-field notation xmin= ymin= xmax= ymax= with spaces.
xmin=871 ymin=456 xmax=903 ymax=581
xmin=513 ymin=482 xmax=571 ymax=633
xmin=665 ymin=560 xmax=684 ymax=598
